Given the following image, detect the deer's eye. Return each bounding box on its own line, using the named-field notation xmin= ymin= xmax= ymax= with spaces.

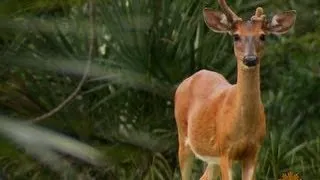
xmin=233 ymin=34 xmax=240 ymax=41
xmin=259 ymin=34 xmax=266 ymax=41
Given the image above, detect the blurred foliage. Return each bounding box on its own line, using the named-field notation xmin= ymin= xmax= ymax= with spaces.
xmin=0 ymin=0 xmax=85 ymax=16
xmin=0 ymin=0 xmax=319 ymax=179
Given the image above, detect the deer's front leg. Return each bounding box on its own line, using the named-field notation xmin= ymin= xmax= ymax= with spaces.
xmin=220 ymin=156 xmax=233 ymax=180
xmin=199 ymin=163 xmax=220 ymax=180
xmin=241 ymin=153 xmax=258 ymax=180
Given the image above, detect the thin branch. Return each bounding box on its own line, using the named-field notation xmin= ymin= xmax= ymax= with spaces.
xmin=30 ymin=0 xmax=96 ymax=123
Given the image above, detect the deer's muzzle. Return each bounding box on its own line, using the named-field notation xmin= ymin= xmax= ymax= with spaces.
xmin=243 ymin=55 xmax=258 ymax=67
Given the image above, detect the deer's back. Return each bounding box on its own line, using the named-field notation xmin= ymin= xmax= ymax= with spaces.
xmin=174 ymin=70 xmax=232 ymax=133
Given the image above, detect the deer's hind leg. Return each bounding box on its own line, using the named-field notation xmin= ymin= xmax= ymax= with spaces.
xmin=178 ymin=140 xmax=194 ymax=180
xmin=175 ymin=80 xmax=196 ymax=180
xmin=176 ymin=112 xmax=194 ymax=179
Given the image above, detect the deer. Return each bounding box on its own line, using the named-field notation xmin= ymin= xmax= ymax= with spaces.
xmin=174 ymin=0 xmax=296 ymax=180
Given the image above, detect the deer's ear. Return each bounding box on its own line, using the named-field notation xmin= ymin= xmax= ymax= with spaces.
xmin=267 ymin=10 xmax=296 ymax=35
xmin=203 ymin=8 xmax=231 ymax=33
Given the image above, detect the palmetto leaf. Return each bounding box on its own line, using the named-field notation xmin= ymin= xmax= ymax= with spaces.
xmin=0 ymin=116 xmax=104 ymax=178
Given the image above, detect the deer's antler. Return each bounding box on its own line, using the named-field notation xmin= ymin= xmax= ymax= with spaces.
xmin=218 ymin=0 xmax=242 ymax=22
xmin=251 ymin=7 xmax=266 ymax=21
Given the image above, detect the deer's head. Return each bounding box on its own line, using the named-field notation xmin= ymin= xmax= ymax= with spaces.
xmin=203 ymin=0 xmax=296 ymax=69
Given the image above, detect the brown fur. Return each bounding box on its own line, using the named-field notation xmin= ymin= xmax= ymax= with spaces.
xmin=175 ymin=22 xmax=267 ymax=180
xmin=175 ymin=66 xmax=266 ymax=179
xmin=175 ymin=2 xmax=295 ymax=179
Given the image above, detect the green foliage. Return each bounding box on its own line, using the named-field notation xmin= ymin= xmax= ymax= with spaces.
xmin=0 ymin=0 xmax=319 ymax=179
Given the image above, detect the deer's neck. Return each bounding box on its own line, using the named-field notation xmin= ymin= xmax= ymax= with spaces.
xmin=235 ymin=63 xmax=261 ymax=131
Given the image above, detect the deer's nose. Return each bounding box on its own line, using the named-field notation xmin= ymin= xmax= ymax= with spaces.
xmin=243 ymin=56 xmax=258 ymax=67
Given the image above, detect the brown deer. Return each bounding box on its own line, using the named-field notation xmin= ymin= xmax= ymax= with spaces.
xmin=174 ymin=0 xmax=296 ymax=180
